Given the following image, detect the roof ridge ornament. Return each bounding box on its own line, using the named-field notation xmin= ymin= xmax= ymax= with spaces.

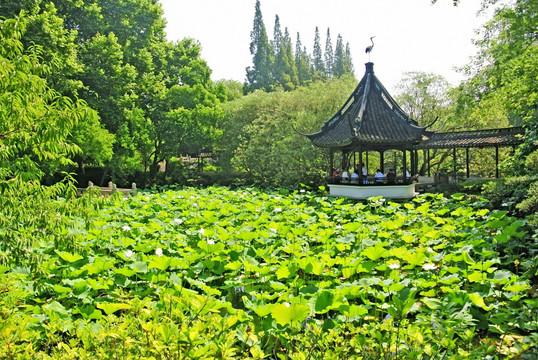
xmin=365 ymin=36 xmax=375 ymax=62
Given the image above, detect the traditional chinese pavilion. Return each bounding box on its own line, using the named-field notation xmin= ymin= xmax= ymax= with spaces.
xmin=302 ymin=62 xmax=524 ymax=199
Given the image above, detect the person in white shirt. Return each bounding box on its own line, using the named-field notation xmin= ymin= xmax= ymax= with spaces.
xmin=374 ymin=169 xmax=385 ymax=184
xmin=350 ymin=169 xmax=359 ymax=184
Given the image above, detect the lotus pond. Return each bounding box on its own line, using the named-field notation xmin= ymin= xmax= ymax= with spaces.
xmin=1 ymin=186 xmax=537 ymax=359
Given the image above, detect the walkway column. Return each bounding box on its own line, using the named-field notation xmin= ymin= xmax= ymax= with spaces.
xmin=465 ymin=148 xmax=469 ymax=179
xmin=495 ymin=146 xmax=499 ymax=178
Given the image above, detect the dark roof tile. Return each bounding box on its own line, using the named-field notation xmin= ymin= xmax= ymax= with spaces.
xmin=415 ymin=127 xmax=524 ymax=149
xmin=306 ymin=62 xmax=427 ymax=148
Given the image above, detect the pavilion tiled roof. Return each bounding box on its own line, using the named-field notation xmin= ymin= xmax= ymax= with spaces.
xmin=415 ymin=127 xmax=525 ymax=149
xmin=306 ymin=62 xmax=428 ymax=149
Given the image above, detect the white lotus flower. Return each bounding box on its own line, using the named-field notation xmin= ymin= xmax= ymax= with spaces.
xmin=388 ymin=263 xmax=401 ymax=269
xmin=423 ymin=263 xmax=437 ymax=271
xmin=206 ymin=239 xmax=215 ymax=245
xmin=274 ymin=207 xmax=282 ymax=212
xmin=122 ymin=225 xmax=131 ymax=231
xmin=155 ymin=248 xmax=163 ymax=257
xmin=270 ymin=228 xmax=277 ymax=233
xmin=124 ymin=250 xmax=134 ymax=258
xmin=284 ymin=302 xmax=290 ymax=308
xmin=173 ymin=218 xmax=183 ymax=224
xmin=199 ymin=228 xmax=205 ymax=235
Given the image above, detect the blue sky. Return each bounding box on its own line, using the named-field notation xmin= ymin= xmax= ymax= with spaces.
xmin=160 ymin=0 xmax=488 ymax=93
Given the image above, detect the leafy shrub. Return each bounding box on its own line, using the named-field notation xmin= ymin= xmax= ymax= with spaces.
xmin=191 ymin=171 xmax=254 ymax=187
xmin=523 ymin=149 xmax=538 ymax=175
xmin=459 ymin=178 xmax=494 ymax=195
xmin=221 ymin=76 xmax=357 ymax=187
xmin=518 ymin=181 xmax=538 ymax=226
xmin=481 ymin=176 xmax=538 ymax=219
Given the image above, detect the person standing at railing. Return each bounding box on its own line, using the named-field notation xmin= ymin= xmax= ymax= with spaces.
xmin=360 ymin=163 xmax=368 ymax=184
xmin=400 ymin=167 xmax=410 ymax=179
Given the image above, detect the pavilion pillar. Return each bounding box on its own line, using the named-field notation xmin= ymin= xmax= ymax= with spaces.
xmin=414 ymin=150 xmax=417 ymax=175
xmin=358 ymin=145 xmax=363 ymax=183
xmin=329 ymin=149 xmax=334 ymax=176
xmin=410 ymin=150 xmax=415 ymax=178
xmin=427 ymin=149 xmax=431 ymax=177
xmin=366 ymin=151 xmax=369 ymax=173
xmin=416 ymin=150 xmax=420 ymax=175
xmin=415 ymin=150 xmax=425 ymax=175
xmin=402 ymin=148 xmax=408 ymax=184
xmin=495 ymin=146 xmax=499 ymax=178
xmin=422 ymin=149 xmax=427 ymax=176
xmin=380 ymin=151 xmax=385 ymax=173
xmin=465 ymin=148 xmax=470 ymax=179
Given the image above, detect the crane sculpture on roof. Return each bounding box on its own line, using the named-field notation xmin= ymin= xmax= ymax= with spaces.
xmin=365 ymin=36 xmax=375 ymax=61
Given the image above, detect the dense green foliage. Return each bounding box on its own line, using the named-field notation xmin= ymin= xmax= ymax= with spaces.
xmin=0 ymin=0 xmax=225 ymax=186
xmin=0 ymin=15 xmax=88 ymax=185
xmin=220 ymin=76 xmax=357 ymax=187
xmin=458 ymin=0 xmax=537 ymax=175
xmin=1 ymin=187 xmax=536 ymax=358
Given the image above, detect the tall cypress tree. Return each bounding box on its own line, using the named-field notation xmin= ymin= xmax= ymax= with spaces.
xmin=273 ymin=26 xmax=298 ymax=91
xmin=245 ymin=0 xmax=273 ymax=92
xmin=333 ymin=34 xmax=345 ymax=77
xmin=295 ymin=32 xmax=313 ymax=85
xmin=312 ymin=26 xmax=325 ymax=76
xmin=324 ymin=28 xmax=333 ymax=78
xmin=295 ymin=32 xmax=303 ymax=65
xmin=272 ymin=15 xmax=282 ymax=54
xmin=272 ymin=15 xmax=284 ymax=88
xmin=344 ymin=42 xmax=355 ymax=76
xmin=282 ymin=28 xmax=299 ymax=89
